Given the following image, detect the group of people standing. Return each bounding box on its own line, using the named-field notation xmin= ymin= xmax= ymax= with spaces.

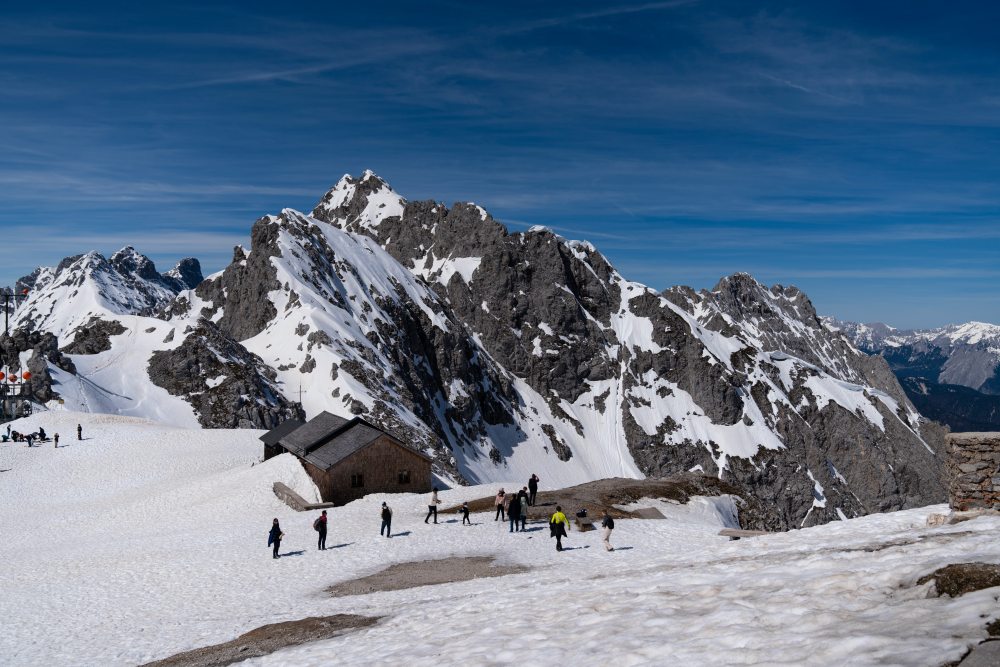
xmin=493 ymin=487 xmax=529 ymax=533
xmin=266 ymin=471 xmax=617 ymax=558
xmin=3 ymin=423 xmax=83 ymax=447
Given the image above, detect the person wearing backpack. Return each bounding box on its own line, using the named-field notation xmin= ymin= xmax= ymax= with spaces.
xmin=425 ymin=487 xmax=440 ymax=524
xmin=550 ymin=506 xmax=569 ymax=551
xmin=314 ymin=510 xmax=328 ymax=550
xmin=381 ymin=502 xmax=393 ymax=537
xmin=601 ymin=510 xmax=615 ymax=551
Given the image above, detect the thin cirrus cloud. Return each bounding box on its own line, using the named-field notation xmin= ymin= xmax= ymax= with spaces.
xmin=0 ymin=2 xmax=998 ymax=326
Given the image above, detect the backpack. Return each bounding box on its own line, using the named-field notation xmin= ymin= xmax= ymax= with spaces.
xmin=313 ymin=518 xmax=321 ymax=531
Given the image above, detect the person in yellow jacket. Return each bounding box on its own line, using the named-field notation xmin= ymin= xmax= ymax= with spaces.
xmin=549 ymin=505 xmax=570 ymax=551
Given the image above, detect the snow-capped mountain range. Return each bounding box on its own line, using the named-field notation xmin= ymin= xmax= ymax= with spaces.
xmin=825 ymin=317 xmax=1000 ymax=431
xmin=3 ymin=171 xmax=948 ymax=529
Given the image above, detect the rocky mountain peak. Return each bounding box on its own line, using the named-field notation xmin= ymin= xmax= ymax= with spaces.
xmin=312 ymin=170 xmax=404 ymax=232
xmin=164 ymin=257 xmax=203 ymax=291
xmin=110 ymin=246 xmax=160 ymax=281
xmin=8 ymin=172 xmax=951 ymax=531
xmin=13 ymin=247 xmax=203 ymax=339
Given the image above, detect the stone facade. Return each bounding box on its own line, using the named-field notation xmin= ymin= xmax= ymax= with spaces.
xmin=946 ymin=432 xmax=1000 ymax=511
xmin=302 ymin=435 xmax=432 ymax=506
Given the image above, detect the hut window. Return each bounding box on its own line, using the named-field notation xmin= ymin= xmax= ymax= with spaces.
xmin=398 ymin=470 xmax=411 ymax=484
xmin=350 ymin=473 xmax=364 ymax=488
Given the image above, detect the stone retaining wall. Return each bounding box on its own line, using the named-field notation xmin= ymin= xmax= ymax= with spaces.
xmin=946 ymin=432 xmax=1000 ymax=511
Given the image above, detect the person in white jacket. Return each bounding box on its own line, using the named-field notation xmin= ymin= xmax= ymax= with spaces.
xmin=425 ymin=487 xmax=440 ymax=524
xmin=601 ymin=510 xmax=615 ymax=551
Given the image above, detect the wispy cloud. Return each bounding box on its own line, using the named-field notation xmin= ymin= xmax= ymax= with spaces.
xmin=500 ymin=0 xmax=700 ymax=34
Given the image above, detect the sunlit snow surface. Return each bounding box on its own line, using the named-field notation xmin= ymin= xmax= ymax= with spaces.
xmin=1 ymin=411 xmax=997 ymax=667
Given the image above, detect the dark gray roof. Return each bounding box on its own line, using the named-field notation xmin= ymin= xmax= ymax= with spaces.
xmin=280 ymin=411 xmax=350 ymax=456
xmin=304 ymin=423 xmax=385 ymax=469
xmin=272 ymin=411 xmax=432 ymax=471
xmin=259 ymin=418 xmax=305 ymax=446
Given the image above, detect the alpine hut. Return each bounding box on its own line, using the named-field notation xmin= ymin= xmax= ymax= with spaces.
xmin=260 ymin=411 xmax=432 ymax=505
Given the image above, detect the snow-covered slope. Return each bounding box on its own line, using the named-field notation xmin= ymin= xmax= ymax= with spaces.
xmin=0 ymin=412 xmax=996 ymax=667
xmin=829 ymin=317 xmax=1000 ymax=430
xmin=13 ymin=247 xmax=202 ymax=341
xmin=7 ymin=172 xmax=947 ymax=528
xmin=828 ymin=317 xmax=1000 ymax=392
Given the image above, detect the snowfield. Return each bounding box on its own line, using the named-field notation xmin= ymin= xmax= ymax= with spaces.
xmin=1 ymin=411 xmax=998 ymax=666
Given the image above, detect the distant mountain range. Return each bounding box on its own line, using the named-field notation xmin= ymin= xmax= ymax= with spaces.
xmin=824 ymin=318 xmax=1000 ymax=431
xmin=1 ymin=171 xmax=949 ymax=529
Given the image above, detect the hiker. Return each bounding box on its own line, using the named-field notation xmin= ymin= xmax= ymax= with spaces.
xmin=518 ymin=490 xmax=528 ymax=531
xmin=54 ymin=433 xmax=59 ymax=448
xmin=503 ymin=491 xmax=514 ymax=520
xmin=425 ymin=487 xmax=440 ymax=524
xmin=494 ymin=488 xmax=506 ymax=521
xmin=528 ymin=474 xmax=539 ymax=506
xmin=550 ymin=505 xmax=569 ymax=551
xmin=268 ymin=518 xmax=283 ymax=559
xmin=508 ymin=490 xmax=522 ymax=533
xmin=26 ymin=433 xmax=34 ymax=448
xmin=460 ymin=501 xmax=471 ymax=525
xmin=314 ymin=510 xmax=328 ymax=550
xmin=77 ymin=424 xmax=82 ymax=441
xmin=38 ymin=427 xmax=46 ymax=441
xmin=381 ymin=502 xmax=393 ymax=537
xmin=601 ymin=510 xmax=615 ymax=551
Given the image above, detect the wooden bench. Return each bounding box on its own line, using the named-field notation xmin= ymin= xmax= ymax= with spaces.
xmin=719 ymin=528 xmax=771 ymax=540
xmin=273 ymin=482 xmax=335 ymax=512
xmin=575 ymin=516 xmax=596 ymax=532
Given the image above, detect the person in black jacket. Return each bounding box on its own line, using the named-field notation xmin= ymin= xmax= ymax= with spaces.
xmin=460 ymin=502 xmax=471 ymax=525
xmin=601 ymin=510 xmax=615 ymax=551
xmin=528 ymin=474 xmax=539 ymax=506
xmin=268 ymin=518 xmax=283 ymax=559
xmin=380 ymin=502 xmax=392 ymax=537
xmin=316 ymin=510 xmax=328 ymax=550
xmin=508 ymin=491 xmax=522 ymax=533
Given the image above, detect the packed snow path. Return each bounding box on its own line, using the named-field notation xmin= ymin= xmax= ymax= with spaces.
xmin=1 ymin=412 xmax=997 ymax=666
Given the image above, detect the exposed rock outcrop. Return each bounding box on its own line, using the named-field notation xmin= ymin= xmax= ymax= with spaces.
xmin=147 ymin=320 xmax=302 ymax=429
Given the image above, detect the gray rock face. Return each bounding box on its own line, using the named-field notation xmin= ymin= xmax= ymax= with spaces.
xmin=0 ymin=329 xmax=75 ymax=403
xmin=164 ymin=258 xmax=203 ymax=291
xmin=305 ymin=173 xmax=946 ymax=529
xmin=147 ymin=320 xmax=302 ymax=429
xmin=193 ymin=218 xmax=280 ymax=341
xmin=60 ymin=317 xmax=127 ymax=355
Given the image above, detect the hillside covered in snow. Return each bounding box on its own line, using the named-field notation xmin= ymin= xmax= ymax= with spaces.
xmin=2 ymin=172 xmax=949 ymax=529
xmin=828 ymin=318 xmax=1000 ymax=431
xmin=0 ymin=412 xmax=996 ymax=667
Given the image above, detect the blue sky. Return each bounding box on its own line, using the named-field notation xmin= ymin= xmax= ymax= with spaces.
xmin=1 ymin=1 xmax=998 ymax=328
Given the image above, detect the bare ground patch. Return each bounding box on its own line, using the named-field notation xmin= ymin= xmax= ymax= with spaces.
xmin=326 ymin=556 xmax=530 ymax=597
xmin=443 ymin=474 xmax=744 ymax=523
xmin=141 ymin=614 xmax=379 ymax=667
